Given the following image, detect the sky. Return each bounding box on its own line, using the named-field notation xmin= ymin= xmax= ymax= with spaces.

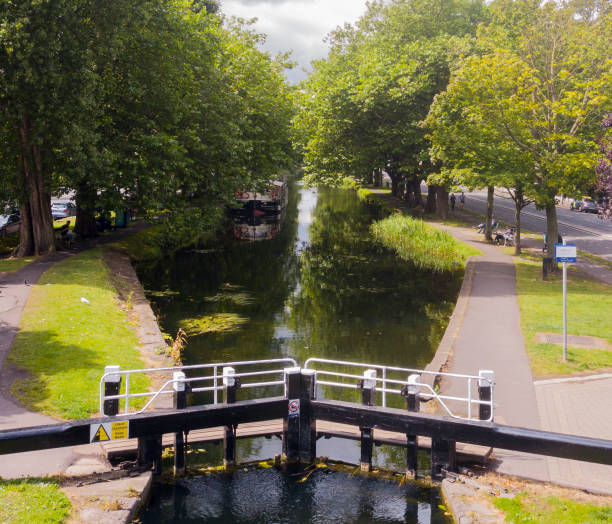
xmin=221 ymin=0 xmax=370 ymax=83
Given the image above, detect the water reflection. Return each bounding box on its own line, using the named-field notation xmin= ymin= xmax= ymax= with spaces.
xmin=137 ymin=184 xmax=461 ymax=462
xmin=141 ymin=468 xmax=450 ymax=524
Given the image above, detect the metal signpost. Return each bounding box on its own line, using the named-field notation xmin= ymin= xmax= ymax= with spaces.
xmin=555 ymin=242 xmax=577 ymax=362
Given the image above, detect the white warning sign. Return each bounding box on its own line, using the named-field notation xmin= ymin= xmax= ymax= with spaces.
xmin=90 ymin=420 xmax=130 ymax=442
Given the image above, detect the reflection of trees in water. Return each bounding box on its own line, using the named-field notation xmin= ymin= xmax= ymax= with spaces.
xmin=137 ymin=185 xmax=460 ymax=411
xmin=137 ymin=183 xmax=302 ymax=366
xmin=286 ymin=187 xmax=460 ymax=373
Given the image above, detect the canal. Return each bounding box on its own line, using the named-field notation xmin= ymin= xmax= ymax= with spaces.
xmin=137 ymin=183 xmax=460 ymax=523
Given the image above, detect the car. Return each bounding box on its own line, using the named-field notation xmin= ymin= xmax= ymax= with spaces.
xmin=571 ymin=197 xmax=600 ymax=214
xmin=51 ymin=201 xmax=76 ymax=220
xmin=0 ymin=209 xmax=20 ymax=234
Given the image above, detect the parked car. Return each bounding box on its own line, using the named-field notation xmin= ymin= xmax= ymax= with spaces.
xmin=0 ymin=210 xmax=20 ymax=234
xmin=571 ymin=197 xmax=600 ymax=214
xmin=51 ymin=201 xmax=76 ymax=220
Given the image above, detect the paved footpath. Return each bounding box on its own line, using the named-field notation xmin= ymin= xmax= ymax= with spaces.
xmin=371 ymin=190 xmax=612 ymax=494
xmin=0 ymin=224 xmax=152 ymax=479
xmin=0 ymin=255 xmax=109 ymax=478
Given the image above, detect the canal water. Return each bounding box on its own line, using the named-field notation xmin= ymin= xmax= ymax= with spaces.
xmin=137 ymin=184 xmax=460 ymax=523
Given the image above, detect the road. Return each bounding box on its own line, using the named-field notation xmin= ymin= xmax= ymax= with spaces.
xmin=461 ymin=189 xmax=612 ymax=261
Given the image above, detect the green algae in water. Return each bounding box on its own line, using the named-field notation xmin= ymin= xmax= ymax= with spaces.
xmin=204 ymin=292 xmax=254 ymax=306
xmin=178 ymin=313 xmax=248 ymax=336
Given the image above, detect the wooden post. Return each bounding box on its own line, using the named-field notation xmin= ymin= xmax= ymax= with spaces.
xmin=103 ymin=365 xmax=121 ymax=416
xmin=299 ymin=369 xmax=317 ymax=463
xmin=223 ymin=367 xmax=238 ymax=467
xmin=282 ymin=367 xmax=301 ymax=463
xmin=431 ymin=438 xmax=456 ymax=480
xmin=478 ymin=370 xmax=494 ymax=421
xmin=173 ymin=371 xmax=187 ymax=476
xmin=359 ymin=369 xmax=377 ymax=472
xmin=403 ymin=373 xmax=420 ymax=478
xmin=138 ymin=435 xmax=163 ymax=475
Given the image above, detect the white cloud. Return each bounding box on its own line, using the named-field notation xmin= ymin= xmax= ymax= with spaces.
xmin=221 ymin=0 xmax=368 ymax=83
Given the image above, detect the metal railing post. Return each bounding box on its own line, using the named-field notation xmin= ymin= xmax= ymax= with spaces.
xmin=103 ymin=365 xmax=121 ymax=417
xmin=478 ymin=370 xmax=494 ymax=421
xmin=173 ymin=371 xmax=187 ymax=476
xmin=402 ymin=374 xmax=420 ymax=478
xmin=223 ymin=367 xmax=238 ymax=467
xmin=359 ymin=369 xmax=377 ymax=472
xmin=213 ymin=365 xmax=218 ymax=405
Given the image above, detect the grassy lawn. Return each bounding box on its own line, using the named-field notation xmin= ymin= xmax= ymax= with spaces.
xmin=0 ymin=478 xmax=71 ymax=524
xmin=109 ymin=224 xmax=164 ymax=262
xmin=0 ymin=256 xmax=36 ymax=273
xmin=515 ymin=258 xmax=612 ymax=377
xmin=7 ymin=248 xmax=148 ymax=419
xmin=493 ymin=492 xmax=612 ymax=523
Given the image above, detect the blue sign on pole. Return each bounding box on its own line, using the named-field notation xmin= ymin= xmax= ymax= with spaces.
xmin=555 ymin=243 xmax=577 ymax=263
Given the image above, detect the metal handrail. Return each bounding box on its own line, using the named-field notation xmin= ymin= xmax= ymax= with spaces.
xmin=100 ymin=358 xmax=297 ymax=415
xmin=304 ymin=358 xmax=493 ymax=422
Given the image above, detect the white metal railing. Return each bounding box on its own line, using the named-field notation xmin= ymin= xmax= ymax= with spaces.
xmin=99 ymin=358 xmax=297 ymax=415
xmin=304 ymin=358 xmax=494 ymax=422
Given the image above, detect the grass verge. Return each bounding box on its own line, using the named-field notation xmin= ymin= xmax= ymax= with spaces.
xmin=0 ymin=256 xmax=36 ymax=273
xmin=0 ymin=478 xmax=71 ymax=524
xmin=109 ymin=224 xmax=165 ymax=262
xmin=8 ymin=248 xmax=148 ymax=419
xmin=371 ymin=214 xmax=481 ymax=272
xmin=515 ymin=258 xmax=612 ymax=376
xmin=493 ymin=491 xmax=612 ymax=523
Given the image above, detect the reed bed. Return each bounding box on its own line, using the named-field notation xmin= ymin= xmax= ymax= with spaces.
xmin=371 ymin=214 xmax=468 ymax=273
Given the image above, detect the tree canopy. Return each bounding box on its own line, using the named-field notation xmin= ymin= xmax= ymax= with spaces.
xmin=0 ymin=0 xmax=295 ymax=255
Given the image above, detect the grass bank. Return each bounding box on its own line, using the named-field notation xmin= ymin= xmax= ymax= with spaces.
xmin=371 ymin=214 xmax=481 ymax=272
xmin=494 ymin=491 xmax=612 ymax=523
xmin=109 ymin=224 xmax=166 ymax=262
xmin=515 ymin=258 xmax=612 ymax=376
xmin=8 ymin=248 xmax=148 ymax=419
xmin=0 ymin=478 xmax=71 ymax=524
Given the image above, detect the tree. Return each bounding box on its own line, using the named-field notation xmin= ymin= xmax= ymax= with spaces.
xmin=596 ymin=114 xmax=612 ymax=218
xmin=294 ymin=0 xmax=488 ymax=208
xmin=0 ymin=0 xmax=97 ymax=255
xmin=428 ymin=1 xmax=612 ymax=254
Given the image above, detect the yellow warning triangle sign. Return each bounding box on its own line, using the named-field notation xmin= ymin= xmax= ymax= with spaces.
xmin=92 ymin=424 xmax=110 ymax=442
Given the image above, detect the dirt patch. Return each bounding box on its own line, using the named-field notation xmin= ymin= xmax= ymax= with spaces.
xmin=536 ymin=332 xmax=611 ymax=351
xmin=443 ymin=468 xmax=612 ymax=523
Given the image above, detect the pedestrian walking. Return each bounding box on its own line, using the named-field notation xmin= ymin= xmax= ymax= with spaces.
xmin=459 ymin=192 xmax=465 ymax=209
xmin=450 ymin=194 xmax=456 ymax=211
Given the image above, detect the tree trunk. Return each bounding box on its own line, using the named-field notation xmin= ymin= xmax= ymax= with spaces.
xmin=485 ymin=185 xmax=494 ymax=241
xmin=374 ymin=169 xmax=382 ymax=188
xmin=75 ymin=182 xmax=98 ymax=238
xmin=425 ymin=184 xmax=437 ymax=213
xmin=545 ymin=201 xmax=559 ymax=269
xmin=436 ymin=186 xmax=449 ymax=219
xmin=413 ymin=179 xmax=423 ymax=207
xmin=390 ymin=174 xmax=401 ymax=197
xmin=15 ymin=116 xmax=55 ymax=257
xmin=514 ymin=199 xmax=522 ymax=255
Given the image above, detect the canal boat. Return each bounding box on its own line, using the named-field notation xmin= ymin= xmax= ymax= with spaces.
xmin=235 ymin=176 xmax=288 ymax=215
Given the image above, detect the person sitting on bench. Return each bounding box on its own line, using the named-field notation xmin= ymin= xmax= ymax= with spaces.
xmin=476 ymin=217 xmax=497 ymax=234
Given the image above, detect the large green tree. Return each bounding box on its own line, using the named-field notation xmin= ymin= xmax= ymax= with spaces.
xmin=0 ymin=0 xmax=97 ymax=255
xmin=294 ymin=0 xmax=488 ymax=214
xmin=428 ymin=0 xmax=612 ymax=253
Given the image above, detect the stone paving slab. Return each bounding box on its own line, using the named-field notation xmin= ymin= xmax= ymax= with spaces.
xmin=535 ymin=376 xmax=612 ymax=495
